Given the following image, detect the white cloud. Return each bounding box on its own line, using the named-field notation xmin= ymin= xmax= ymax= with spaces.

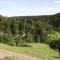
xmin=54 ymin=0 xmax=60 ymax=3
xmin=19 ymin=8 xmax=60 ymax=13
xmin=1 ymin=8 xmax=60 ymax=16
xmin=16 ymin=8 xmax=60 ymax=16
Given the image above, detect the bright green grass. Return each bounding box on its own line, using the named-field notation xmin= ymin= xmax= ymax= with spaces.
xmin=0 ymin=43 xmax=60 ymax=60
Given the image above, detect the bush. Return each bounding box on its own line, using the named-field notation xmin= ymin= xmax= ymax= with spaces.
xmin=0 ymin=35 xmax=4 ymax=43
xmin=3 ymin=34 xmax=16 ymax=46
xmin=49 ymin=39 xmax=60 ymax=55
xmin=45 ymin=32 xmax=60 ymax=44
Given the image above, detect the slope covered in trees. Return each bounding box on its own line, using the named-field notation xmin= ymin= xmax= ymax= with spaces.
xmin=0 ymin=13 xmax=60 ymax=46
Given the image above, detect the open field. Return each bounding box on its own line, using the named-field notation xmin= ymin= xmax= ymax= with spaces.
xmin=0 ymin=49 xmax=40 ymax=60
xmin=0 ymin=43 xmax=60 ymax=60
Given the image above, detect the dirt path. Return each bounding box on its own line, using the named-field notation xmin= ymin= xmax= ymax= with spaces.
xmin=0 ymin=49 xmax=41 ymax=60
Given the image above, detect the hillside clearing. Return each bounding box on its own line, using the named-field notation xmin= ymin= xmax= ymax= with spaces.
xmin=0 ymin=43 xmax=60 ymax=60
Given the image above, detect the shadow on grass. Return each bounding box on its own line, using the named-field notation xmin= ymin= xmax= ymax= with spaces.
xmin=52 ymin=56 xmax=60 ymax=59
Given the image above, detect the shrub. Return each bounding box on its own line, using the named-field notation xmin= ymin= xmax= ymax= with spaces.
xmin=45 ymin=32 xmax=60 ymax=44
xmin=49 ymin=39 xmax=60 ymax=55
xmin=3 ymin=34 xmax=15 ymax=46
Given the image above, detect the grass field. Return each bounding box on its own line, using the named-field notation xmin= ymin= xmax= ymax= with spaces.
xmin=0 ymin=43 xmax=60 ymax=60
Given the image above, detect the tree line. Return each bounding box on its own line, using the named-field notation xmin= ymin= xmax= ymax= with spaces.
xmin=0 ymin=13 xmax=60 ymax=52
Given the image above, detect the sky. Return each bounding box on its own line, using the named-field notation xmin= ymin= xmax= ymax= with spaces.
xmin=0 ymin=0 xmax=60 ymax=16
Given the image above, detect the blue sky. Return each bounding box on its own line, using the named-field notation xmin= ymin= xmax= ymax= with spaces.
xmin=0 ymin=0 xmax=60 ymax=16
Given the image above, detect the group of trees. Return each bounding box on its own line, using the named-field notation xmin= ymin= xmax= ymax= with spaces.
xmin=0 ymin=13 xmax=60 ymax=53
xmin=49 ymin=39 xmax=60 ymax=55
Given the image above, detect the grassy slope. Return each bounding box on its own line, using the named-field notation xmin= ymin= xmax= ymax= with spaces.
xmin=0 ymin=43 xmax=60 ymax=60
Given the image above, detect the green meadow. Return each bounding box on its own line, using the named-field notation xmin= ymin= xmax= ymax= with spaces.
xmin=0 ymin=43 xmax=60 ymax=60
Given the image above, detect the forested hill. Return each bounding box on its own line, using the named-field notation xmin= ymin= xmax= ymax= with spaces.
xmin=0 ymin=13 xmax=60 ymax=46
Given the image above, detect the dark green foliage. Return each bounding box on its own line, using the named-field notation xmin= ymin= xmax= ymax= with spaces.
xmin=49 ymin=39 xmax=60 ymax=55
xmin=10 ymin=19 xmax=18 ymax=35
xmin=0 ymin=13 xmax=60 ymax=47
xmin=3 ymin=34 xmax=15 ymax=46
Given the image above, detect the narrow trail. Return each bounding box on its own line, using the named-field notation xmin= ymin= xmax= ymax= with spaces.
xmin=0 ymin=49 xmax=42 ymax=60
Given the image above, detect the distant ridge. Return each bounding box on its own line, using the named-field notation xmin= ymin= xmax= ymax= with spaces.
xmin=0 ymin=13 xmax=60 ymax=17
xmin=54 ymin=13 xmax=60 ymax=16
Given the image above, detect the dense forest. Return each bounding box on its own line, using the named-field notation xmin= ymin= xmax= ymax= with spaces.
xmin=0 ymin=13 xmax=60 ymax=51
